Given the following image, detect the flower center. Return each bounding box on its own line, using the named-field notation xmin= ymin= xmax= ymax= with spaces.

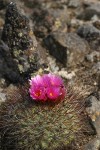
xmin=49 ymin=92 xmax=53 ymax=96
xmin=35 ymin=91 xmax=41 ymax=97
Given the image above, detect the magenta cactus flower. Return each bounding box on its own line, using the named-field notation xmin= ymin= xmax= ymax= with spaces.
xmin=46 ymin=87 xmax=60 ymax=100
xmin=29 ymin=85 xmax=47 ymax=101
xmin=29 ymin=73 xmax=65 ymax=102
xmin=47 ymin=74 xmax=63 ymax=86
xmin=29 ymin=75 xmax=43 ymax=86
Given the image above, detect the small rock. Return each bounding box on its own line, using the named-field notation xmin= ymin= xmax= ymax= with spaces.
xmin=0 ymin=89 xmax=6 ymax=104
xmin=84 ymin=138 xmax=100 ymax=150
xmin=68 ymin=0 xmax=82 ymax=8
xmin=70 ymin=18 xmax=84 ymax=29
xmin=48 ymin=7 xmax=68 ymax=33
xmin=48 ymin=7 xmax=68 ymax=24
xmin=92 ymin=62 xmax=100 ymax=74
xmin=93 ymin=20 xmax=100 ymax=30
xmin=0 ymin=78 xmax=7 ymax=88
xmin=77 ymin=2 xmax=100 ymax=20
xmin=85 ymin=95 xmax=100 ymax=149
xmin=0 ymin=0 xmax=11 ymax=10
xmin=86 ymin=96 xmax=100 ymax=117
xmin=91 ymin=15 xmax=99 ymax=22
xmin=32 ymin=8 xmax=54 ymax=38
xmin=86 ymin=95 xmax=100 ymax=136
xmin=83 ymin=0 xmax=99 ymax=7
xmin=98 ymin=91 xmax=100 ymax=101
xmin=44 ymin=32 xmax=89 ymax=67
xmin=0 ymin=40 xmax=22 ymax=83
xmin=32 ymin=6 xmax=68 ymax=38
xmin=77 ymin=24 xmax=100 ymax=40
xmin=47 ymin=56 xmax=59 ymax=73
xmin=58 ymin=69 xmax=75 ymax=79
xmin=86 ymin=51 xmax=100 ymax=62
xmin=77 ymin=24 xmax=100 ymax=50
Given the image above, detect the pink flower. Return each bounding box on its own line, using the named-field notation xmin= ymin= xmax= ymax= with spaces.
xmin=47 ymin=74 xmax=63 ymax=87
xmin=29 ymin=75 xmax=46 ymax=101
xmin=29 ymin=85 xmax=47 ymax=101
xmin=29 ymin=73 xmax=65 ymax=102
xmin=42 ymin=74 xmax=51 ymax=88
xmin=29 ymin=75 xmax=43 ymax=86
xmin=46 ymin=87 xmax=60 ymax=100
xmin=42 ymin=73 xmax=63 ymax=87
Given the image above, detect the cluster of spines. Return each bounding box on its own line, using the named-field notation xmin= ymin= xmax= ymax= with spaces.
xmin=0 ymin=84 xmax=92 ymax=150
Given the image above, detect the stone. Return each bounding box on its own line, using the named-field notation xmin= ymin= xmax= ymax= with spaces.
xmin=48 ymin=7 xmax=68 ymax=33
xmin=2 ymin=3 xmax=37 ymax=51
xmin=92 ymin=62 xmax=100 ymax=74
xmin=0 ymin=88 xmax=6 ymax=104
xmin=83 ymin=0 xmax=99 ymax=7
xmin=46 ymin=56 xmax=59 ymax=73
xmin=0 ymin=40 xmax=22 ymax=83
xmin=77 ymin=24 xmax=100 ymax=50
xmin=86 ymin=51 xmax=100 ymax=62
xmin=32 ymin=6 xmax=68 ymax=38
xmin=93 ymin=20 xmax=100 ymax=30
xmin=0 ymin=0 xmax=10 ymax=10
xmin=86 ymin=95 xmax=100 ymax=135
xmin=84 ymin=138 xmax=100 ymax=150
xmin=0 ymin=78 xmax=7 ymax=88
xmin=32 ymin=8 xmax=54 ymax=38
xmin=77 ymin=24 xmax=100 ymax=40
xmin=98 ymin=91 xmax=100 ymax=101
xmin=1 ymin=3 xmax=39 ymax=83
xmin=70 ymin=18 xmax=84 ymax=30
xmin=68 ymin=0 xmax=82 ymax=8
xmin=44 ymin=32 xmax=89 ymax=67
xmin=85 ymin=95 xmax=100 ymax=150
xmin=58 ymin=69 xmax=75 ymax=79
xmin=77 ymin=2 xmax=100 ymax=20
xmin=84 ymin=109 xmax=100 ymax=150
xmin=86 ymin=96 xmax=100 ymax=117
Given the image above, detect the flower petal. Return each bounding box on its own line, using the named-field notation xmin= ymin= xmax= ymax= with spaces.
xmin=46 ymin=87 xmax=60 ymax=100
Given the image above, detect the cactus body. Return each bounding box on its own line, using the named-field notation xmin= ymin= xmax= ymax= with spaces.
xmin=0 ymin=85 xmax=91 ymax=150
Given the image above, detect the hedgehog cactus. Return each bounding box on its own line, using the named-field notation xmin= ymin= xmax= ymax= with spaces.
xmin=0 ymin=79 xmax=91 ymax=150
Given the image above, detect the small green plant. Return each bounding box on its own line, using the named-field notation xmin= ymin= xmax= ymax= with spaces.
xmin=0 ymin=83 xmax=91 ymax=150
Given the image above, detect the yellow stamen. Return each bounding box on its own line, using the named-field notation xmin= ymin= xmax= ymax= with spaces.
xmin=50 ymin=92 xmax=53 ymax=96
xmin=35 ymin=91 xmax=41 ymax=96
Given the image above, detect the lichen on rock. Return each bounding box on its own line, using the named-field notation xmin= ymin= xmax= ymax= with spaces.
xmin=1 ymin=2 xmax=38 ymax=83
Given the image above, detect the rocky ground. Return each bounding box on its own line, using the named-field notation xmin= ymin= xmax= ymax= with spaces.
xmin=0 ymin=0 xmax=100 ymax=150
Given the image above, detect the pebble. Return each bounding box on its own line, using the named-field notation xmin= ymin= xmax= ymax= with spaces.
xmin=68 ymin=0 xmax=81 ymax=8
xmin=0 ymin=88 xmax=6 ymax=104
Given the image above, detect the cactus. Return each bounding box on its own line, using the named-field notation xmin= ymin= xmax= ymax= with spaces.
xmin=0 ymin=84 xmax=91 ymax=150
